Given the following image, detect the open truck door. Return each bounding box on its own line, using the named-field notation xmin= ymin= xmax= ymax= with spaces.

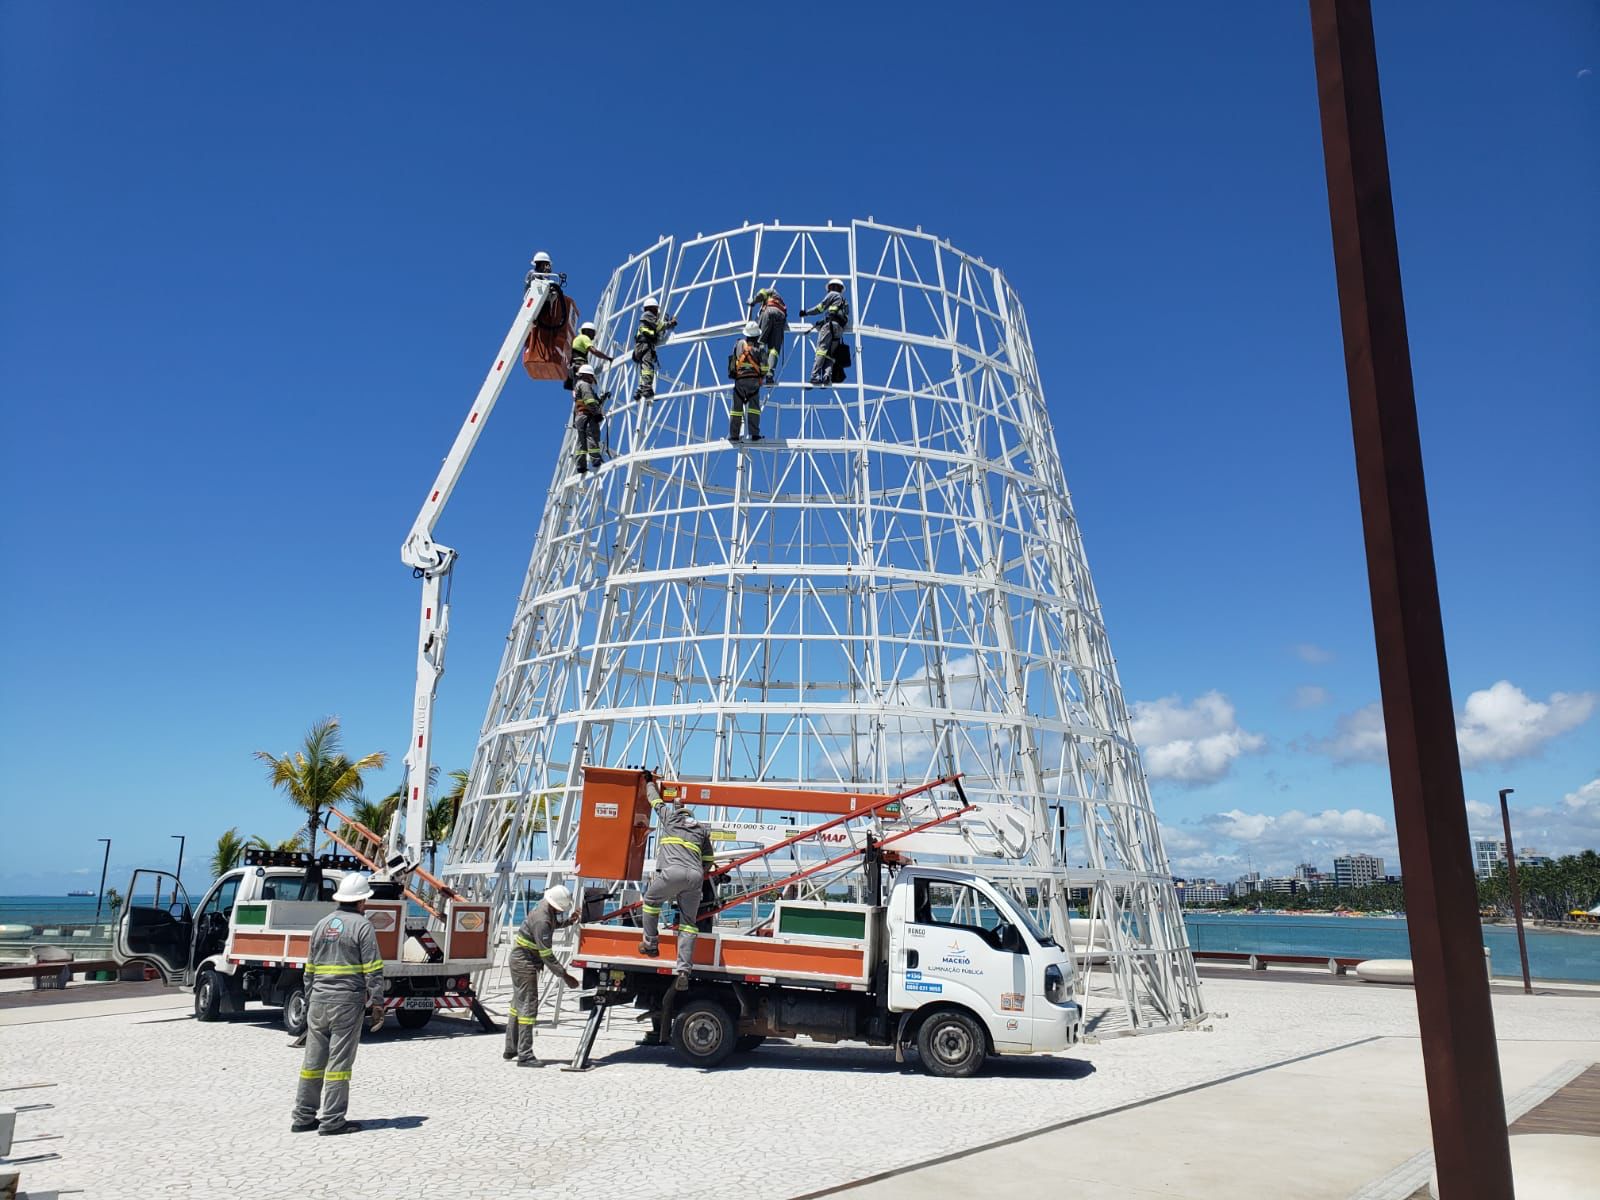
xmin=113 ymin=869 xmax=192 ymax=985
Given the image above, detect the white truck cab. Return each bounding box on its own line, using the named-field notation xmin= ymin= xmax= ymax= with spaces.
xmin=887 ymin=866 xmax=1079 ymax=1057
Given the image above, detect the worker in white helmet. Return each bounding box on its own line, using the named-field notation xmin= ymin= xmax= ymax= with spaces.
xmin=571 ymin=364 xmax=608 ymax=476
xmin=727 ymin=321 xmax=767 ymax=443
xmin=290 ymin=873 xmax=385 ymax=1135
xmin=801 ymin=278 xmax=850 ymax=386
xmin=630 ymin=296 xmax=677 ymax=402
xmin=565 ymin=320 xmax=615 ymax=391
xmin=504 ymin=884 xmax=580 ymax=1067
xmin=525 ymin=250 xmax=556 ymax=292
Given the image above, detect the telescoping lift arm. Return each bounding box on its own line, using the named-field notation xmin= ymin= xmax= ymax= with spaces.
xmin=395 ymin=277 xmax=559 ymax=864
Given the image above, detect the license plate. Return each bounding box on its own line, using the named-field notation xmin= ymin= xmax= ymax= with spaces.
xmin=402 ymin=996 xmax=434 ymax=1011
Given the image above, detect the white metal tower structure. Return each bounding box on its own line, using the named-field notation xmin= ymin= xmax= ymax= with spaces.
xmin=442 ymin=221 xmax=1204 ymax=1035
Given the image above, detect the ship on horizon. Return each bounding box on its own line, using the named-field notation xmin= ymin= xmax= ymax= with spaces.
xmin=67 ymin=889 xmax=94 ymax=897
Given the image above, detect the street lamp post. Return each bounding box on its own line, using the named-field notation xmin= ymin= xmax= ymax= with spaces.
xmin=93 ymin=838 xmax=112 ymax=928
xmin=1498 ymin=787 xmax=1532 ymax=995
xmin=172 ymin=834 xmax=186 ymax=890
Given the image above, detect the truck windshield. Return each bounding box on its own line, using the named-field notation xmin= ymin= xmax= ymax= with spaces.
xmin=989 ymin=889 xmax=1058 ymax=948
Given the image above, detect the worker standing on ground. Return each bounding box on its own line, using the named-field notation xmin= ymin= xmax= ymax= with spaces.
xmin=504 ymin=885 xmax=580 ymax=1067
xmin=631 ymin=296 xmax=677 ymax=402
xmin=566 ymin=320 xmax=615 ymax=390
xmin=290 ymin=873 xmax=384 ymax=1136
xmin=749 ymin=287 xmax=789 ymax=383
xmin=801 ymin=278 xmax=850 ymax=386
xmin=727 ymin=321 xmax=766 ymax=442
xmin=638 ymin=778 xmax=715 ymax=986
xmin=571 ymin=364 xmax=607 ymax=476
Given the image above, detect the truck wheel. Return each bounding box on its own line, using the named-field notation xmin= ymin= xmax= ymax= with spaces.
xmin=395 ymin=1008 xmax=432 ymax=1030
xmin=916 ymin=1010 xmax=987 ymax=1078
xmin=734 ymin=1035 xmax=766 ymax=1053
xmin=670 ymin=998 xmax=736 ymax=1069
xmin=193 ymin=969 xmax=223 ymax=1022
xmin=282 ymin=985 xmax=308 ymax=1036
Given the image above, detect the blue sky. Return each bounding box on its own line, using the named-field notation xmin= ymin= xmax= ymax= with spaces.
xmin=1 ymin=2 xmax=1595 ymax=894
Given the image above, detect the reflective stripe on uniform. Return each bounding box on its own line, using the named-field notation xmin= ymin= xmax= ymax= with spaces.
xmin=677 ymin=924 xmax=698 ymax=933
xmin=517 ymin=1015 xmax=536 ymax=1025
xmin=325 ymin=1070 xmax=352 ymax=1082
xmin=300 ymin=1068 xmax=324 ymax=1080
xmin=642 ymin=904 xmax=663 ymax=915
xmin=515 ymin=935 xmax=540 ymax=951
xmin=659 ymin=836 xmax=700 ymax=851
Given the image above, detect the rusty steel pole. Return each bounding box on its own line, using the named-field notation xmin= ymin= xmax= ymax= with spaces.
xmin=1498 ymin=788 xmax=1533 ymax=995
xmin=1308 ymin=2 xmax=1514 ymax=1196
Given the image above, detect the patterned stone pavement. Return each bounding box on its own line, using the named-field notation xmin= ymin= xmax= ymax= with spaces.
xmin=5 ymin=972 xmax=1592 ymax=1199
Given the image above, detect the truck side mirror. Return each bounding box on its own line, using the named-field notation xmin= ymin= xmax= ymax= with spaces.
xmin=169 ymin=902 xmax=188 ymax=921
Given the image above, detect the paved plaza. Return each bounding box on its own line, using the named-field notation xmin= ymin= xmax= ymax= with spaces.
xmin=3 ymin=970 xmax=1597 ymax=1198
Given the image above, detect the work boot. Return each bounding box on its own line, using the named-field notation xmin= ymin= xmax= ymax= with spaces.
xmin=673 ymin=973 xmax=690 ymax=992
xmin=517 ymin=1057 xmax=543 ymax=1068
xmin=290 ymin=1120 xmax=317 ymax=1133
xmin=638 ymin=941 xmax=659 ymax=958
xmin=502 ymin=1050 xmax=516 ymax=1061
xmin=746 ymin=416 xmax=762 ymax=442
xmin=319 ymin=1121 xmax=364 ymax=1137
xmin=728 ymin=414 xmax=742 ymax=443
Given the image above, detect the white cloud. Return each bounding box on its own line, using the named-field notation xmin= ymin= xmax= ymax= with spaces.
xmin=1293 ymin=643 xmax=1334 ymax=665
xmin=1309 ymin=682 xmax=1596 ymax=769
xmin=1130 ymin=691 xmax=1266 ymax=785
xmin=1293 ymin=685 xmax=1331 ymax=710
xmin=1311 ymin=702 xmax=1389 ymax=764
xmin=1163 ymin=806 xmax=1395 ymax=877
xmin=1464 ymin=800 xmax=1495 ymax=821
xmin=1455 ymin=681 xmax=1595 ymax=767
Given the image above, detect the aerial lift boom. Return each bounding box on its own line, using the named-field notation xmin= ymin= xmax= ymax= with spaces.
xmin=395 ymin=275 xmax=561 ymax=864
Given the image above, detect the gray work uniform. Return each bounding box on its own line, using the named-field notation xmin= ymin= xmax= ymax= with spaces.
xmin=640 ymin=797 xmax=714 ymax=972
xmin=572 ymin=381 xmax=604 ymax=472
xmin=291 ymin=907 xmax=384 ymax=1133
xmin=755 ymin=294 xmax=788 ymax=379
xmin=728 ymin=336 xmax=765 ymax=440
xmin=805 ymin=290 xmax=850 ymax=385
xmin=632 ymin=312 xmax=672 ymax=400
xmin=505 ymin=897 xmax=566 ymax=1063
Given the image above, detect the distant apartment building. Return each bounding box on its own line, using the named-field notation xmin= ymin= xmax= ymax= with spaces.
xmin=1292 ymin=863 xmax=1328 ymax=892
xmin=1333 ymin=853 xmax=1384 ymax=889
xmin=1181 ymin=881 xmax=1231 ymax=905
xmin=1516 ymin=847 xmax=1553 ymax=869
xmin=1472 ymin=838 xmax=1507 ymax=878
xmin=1234 ymin=872 xmax=1261 ymax=896
xmin=1260 ymin=877 xmax=1301 ymax=897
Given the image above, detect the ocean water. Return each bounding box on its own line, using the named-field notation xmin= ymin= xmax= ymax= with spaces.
xmin=1184 ymin=913 xmax=1600 ymax=983
xmin=5 ymin=896 xmax=1598 ymax=982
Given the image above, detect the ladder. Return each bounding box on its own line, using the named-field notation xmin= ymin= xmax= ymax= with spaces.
xmin=322 ymin=803 xmax=458 ymax=925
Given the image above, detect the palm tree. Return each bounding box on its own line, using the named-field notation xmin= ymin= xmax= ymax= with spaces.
xmin=211 ymin=828 xmax=249 ymax=878
xmin=255 ymin=717 xmax=386 ymax=860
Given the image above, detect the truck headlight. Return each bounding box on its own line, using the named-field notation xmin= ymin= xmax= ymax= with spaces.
xmin=1044 ymin=964 xmax=1067 ymax=1004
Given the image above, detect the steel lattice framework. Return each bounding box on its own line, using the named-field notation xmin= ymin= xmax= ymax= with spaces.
xmin=443 ymin=220 xmax=1204 ymax=1035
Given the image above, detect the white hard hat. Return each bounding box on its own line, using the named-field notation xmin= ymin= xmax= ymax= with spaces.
xmin=579 ymin=321 xmax=596 ymax=335
xmin=827 ymin=277 xmax=844 ymax=290
xmin=743 ymin=321 xmax=760 ymax=338
xmin=532 ymin=250 xmax=552 ymax=266
xmin=642 ymin=295 xmax=659 ymax=310
xmin=577 ymin=364 xmax=596 ymax=379
xmin=545 ymin=885 xmax=574 ymax=912
xmin=333 ymin=873 xmax=373 ymax=903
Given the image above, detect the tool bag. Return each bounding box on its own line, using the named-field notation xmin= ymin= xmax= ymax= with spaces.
xmin=830 ymin=341 xmax=852 ymax=383
xmin=523 ymin=291 xmax=579 ymax=381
